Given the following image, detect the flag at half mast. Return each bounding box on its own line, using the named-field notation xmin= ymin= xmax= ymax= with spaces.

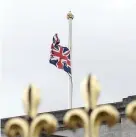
xmin=49 ymin=34 xmax=71 ymax=76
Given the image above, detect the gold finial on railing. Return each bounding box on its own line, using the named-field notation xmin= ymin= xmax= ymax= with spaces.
xmin=63 ymin=74 xmax=120 ymax=137
xmin=126 ymin=100 xmax=136 ymax=123
xmin=4 ymin=118 xmax=29 ymax=137
xmin=4 ymin=84 xmax=58 ymax=137
xmin=23 ymin=84 xmax=40 ymax=119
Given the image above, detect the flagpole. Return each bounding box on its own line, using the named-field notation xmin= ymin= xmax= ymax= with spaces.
xmin=67 ymin=11 xmax=74 ymax=109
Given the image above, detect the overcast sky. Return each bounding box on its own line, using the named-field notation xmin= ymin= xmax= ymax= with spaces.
xmin=1 ymin=0 xmax=136 ymax=118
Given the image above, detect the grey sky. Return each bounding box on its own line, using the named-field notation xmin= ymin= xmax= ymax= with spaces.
xmin=1 ymin=0 xmax=136 ymax=118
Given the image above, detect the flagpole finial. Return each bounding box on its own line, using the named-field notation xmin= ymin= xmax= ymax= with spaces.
xmin=67 ymin=11 xmax=74 ymax=20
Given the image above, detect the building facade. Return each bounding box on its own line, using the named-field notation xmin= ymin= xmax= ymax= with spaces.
xmin=1 ymin=95 xmax=136 ymax=137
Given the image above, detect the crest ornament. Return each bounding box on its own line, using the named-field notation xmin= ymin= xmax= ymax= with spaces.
xmin=64 ymin=74 xmax=120 ymax=137
xmin=4 ymin=84 xmax=58 ymax=137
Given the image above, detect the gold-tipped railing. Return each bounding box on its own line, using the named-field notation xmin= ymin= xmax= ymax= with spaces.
xmin=126 ymin=100 xmax=136 ymax=123
xmin=4 ymin=75 xmax=136 ymax=137
xmin=4 ymin=85 xmax=58 ymax=137
xmin=63 ymin=75 xmax=120 ymax=137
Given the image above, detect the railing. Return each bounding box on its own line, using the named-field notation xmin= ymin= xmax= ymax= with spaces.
xmin=3 ymin=74 xmax=136 ymax=137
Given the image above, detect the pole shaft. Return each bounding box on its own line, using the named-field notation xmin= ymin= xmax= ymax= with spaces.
xmin=68 ymin=17 xmax=73 ymax=109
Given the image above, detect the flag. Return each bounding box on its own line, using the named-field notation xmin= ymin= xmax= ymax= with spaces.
xmin=49 ymin=34 xmax=71 ymax=76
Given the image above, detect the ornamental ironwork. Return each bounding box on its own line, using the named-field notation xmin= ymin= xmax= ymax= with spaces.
xmin=4 ymin=74 xmax=136 ymax=137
